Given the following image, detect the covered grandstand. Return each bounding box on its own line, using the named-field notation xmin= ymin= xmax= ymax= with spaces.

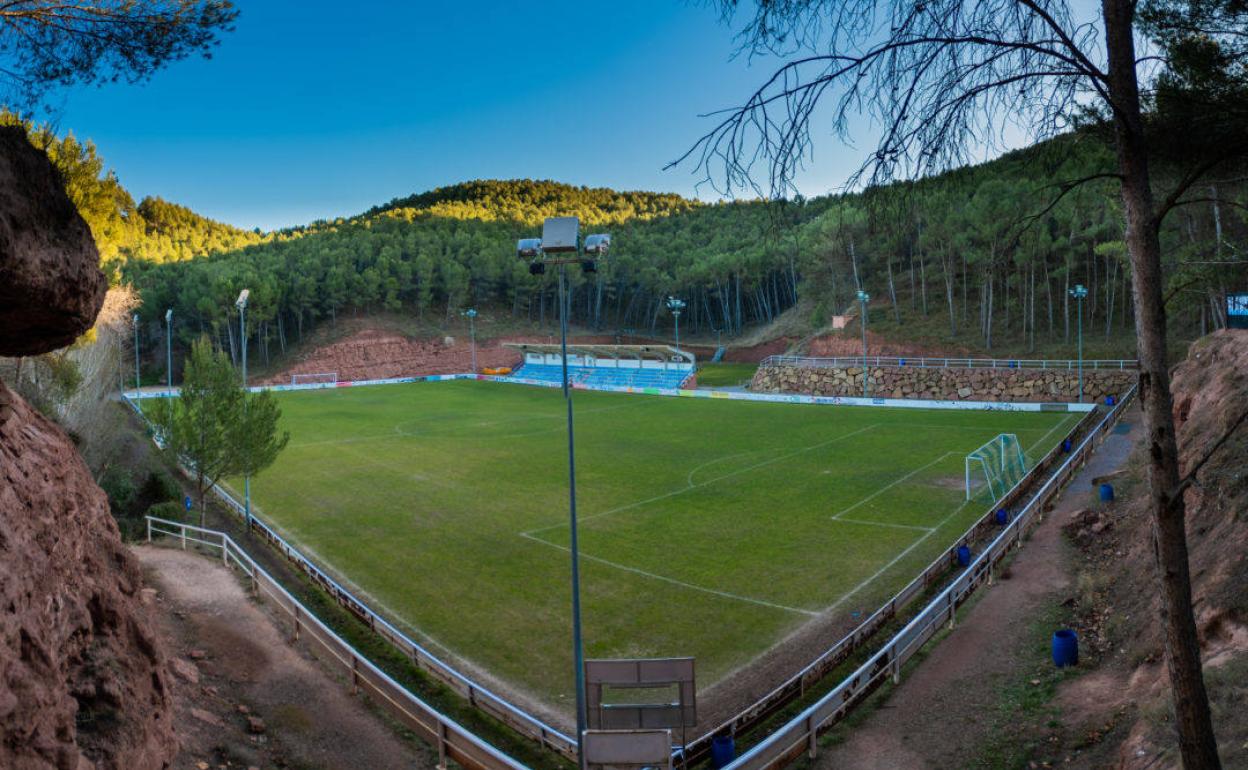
xmin=503 ymin=343 xmax=696 ymax=389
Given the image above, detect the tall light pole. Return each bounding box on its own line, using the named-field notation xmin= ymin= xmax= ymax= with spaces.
xmin=1069 ymin=284 xmax=1088 ymax=402
xmin=164 ymin=308 xmax=173 ymax=397
xmin=237 ymin=289 xmax=251 ymax=529
xmin=464 ymin=308 xmax=478 ymax=373
xmin=666 ymin=296 xmax=686 ymax=352
xmin=857 ymin=289 xmax=871 ymax=397
xmin=517 ymin=221 xmax=610 ymax=769
xmin=132 ymin=314 xmax=141 ymax=393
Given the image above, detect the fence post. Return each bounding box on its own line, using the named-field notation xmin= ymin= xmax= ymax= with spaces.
xmin=181 ymin=524 xmax=186 ymax=551
xmin=292 ymin=605 xmax=301 ymax=642
xmin=437 ymin=721 xmax=449 ymax=770
xmin=146 ymin=518 xmax=152 ymax=543
xmin=221 ymin=535 xmax=228 ymax=565
xmin=807 ymin=713 xmax=818 ymax=759
xmin=947 ymin=592 xmax=956 ymax=630
xmin=351 ymin=654 xmax=360 ymax=694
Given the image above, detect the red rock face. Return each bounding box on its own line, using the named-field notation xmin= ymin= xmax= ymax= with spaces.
xmin=0 ymin=128 xmax=174 ymax=768
xmin=0 ymin=125 xmax=106 ymax=356
xmin=0 ymin=383 xmax=176 ymax=769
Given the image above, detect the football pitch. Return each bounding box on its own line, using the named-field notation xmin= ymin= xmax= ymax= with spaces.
xmin=227 ymin=380 xmax=1076 ymax=719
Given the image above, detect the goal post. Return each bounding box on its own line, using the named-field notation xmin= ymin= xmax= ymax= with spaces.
xmin=291 ymin=372 xmax=338 ymax=386
xmin=965 ymin=434 xmax=1026 ymax=501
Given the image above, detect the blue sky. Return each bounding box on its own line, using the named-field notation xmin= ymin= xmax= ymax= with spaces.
xmin=45 ymin=1 xmax=873 ymax=231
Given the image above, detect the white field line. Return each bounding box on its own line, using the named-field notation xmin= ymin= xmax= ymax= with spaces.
xmin=834 ymin=517 xmax=934 ymax=532
xmin=518 ymin=532 xmax=817 ymax=617
xmin=821 ymin=496 xmax=977 ymax=614
xmin=524 ymin=424 xmax=881 ymax=536
xmin=830 ymin=452 xmax=957 ymax=521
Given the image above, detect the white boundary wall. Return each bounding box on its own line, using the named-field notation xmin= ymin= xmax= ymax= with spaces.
xmin=125 ymin=372 xmax=1094 ymax=413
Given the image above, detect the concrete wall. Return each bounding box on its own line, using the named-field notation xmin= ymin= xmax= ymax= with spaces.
xmin=751 ymin=363 xmax=1135 ymax=403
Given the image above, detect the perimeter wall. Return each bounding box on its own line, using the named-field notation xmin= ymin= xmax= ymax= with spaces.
xmin=752 ymin=364 xmax=1134 ymax=403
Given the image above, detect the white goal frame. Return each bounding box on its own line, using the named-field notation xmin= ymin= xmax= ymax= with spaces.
xmin=291 ymin=372 xmax=338 ymax=386
xmin=965 ymin=433 xmax=1025 ymax=501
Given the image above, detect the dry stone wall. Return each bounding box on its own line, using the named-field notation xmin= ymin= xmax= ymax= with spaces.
xmin=751 ymin=363 xmax=1135 ymax=403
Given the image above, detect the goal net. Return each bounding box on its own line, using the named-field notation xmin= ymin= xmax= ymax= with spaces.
xmin=965 ymin=434 xmax=1026 ymax=501
xmin=291 ymin=372 xmax=338 ymax=386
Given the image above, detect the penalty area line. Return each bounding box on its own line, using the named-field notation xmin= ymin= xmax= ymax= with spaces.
xmin=518 ymin=532 xmax=818 ymax=617
xmin=821 ymin=496 xmax=976 ymax=615
xmin=524 ymin=423 xmax=881 ymax=537
xmin=830 ymin=451 xmax=957 ymax=521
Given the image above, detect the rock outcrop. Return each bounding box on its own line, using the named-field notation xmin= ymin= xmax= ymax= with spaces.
xmin=0 ymin=126 xmax=106 ymax=356
xmin=0 ymin=128 xmax=175 ymax=768
xmin=751 ymin=362 xmax=1134 ymax=403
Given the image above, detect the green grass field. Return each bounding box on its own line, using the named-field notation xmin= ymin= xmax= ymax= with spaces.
xmin=227 ymin=380 xmax=1076 ymax=719
xmin=694 ymin=362 xmax=759 ymax=387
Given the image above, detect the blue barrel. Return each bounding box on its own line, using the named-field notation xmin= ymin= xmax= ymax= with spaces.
xmin=956 ymin=544 xmax=972 ymax=566
xmin=1052 ymin=629 xmax=1079 ymax=667
xmin=995 ymin=508 xmax=1009 ymax=525
xmin=711 ymin=736 xmax=736 ymax=768
xmin=1061 ymin=438 xmax=1072 ymax=453
xmin=1099 ymin=483 xmax=1114 ymax=502
xmin=1105 ymin=394 xmax=1116 ymax=406
xmin=898 ymin=358 xmax=906 ymax=366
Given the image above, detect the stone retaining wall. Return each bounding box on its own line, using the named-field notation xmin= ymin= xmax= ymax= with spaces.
xmin=751 ymin=363 xmax=1135 ymax=403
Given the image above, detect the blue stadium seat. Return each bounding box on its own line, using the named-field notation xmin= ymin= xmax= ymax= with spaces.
xmin=506 ymin=363 xmax=692 ymax=389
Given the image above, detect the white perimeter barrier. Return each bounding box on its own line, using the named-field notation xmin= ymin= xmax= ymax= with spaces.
xmin=707 ymin=385 xmax=1137 ymax=770
xmin=144 ymin=516 xmax=527 ymax=770
xmin=125 ymin=372 xmax=1096 ymax=413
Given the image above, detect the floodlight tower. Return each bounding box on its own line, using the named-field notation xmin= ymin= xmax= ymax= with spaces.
xmin=1069 ymin=284 xmax=1088 ymax=403
xmin=164 ymin=309 xmax=173 ymax=397
xmin=463 ymin=308 xmax=478 ymax=373
xmin=857 ymin=289 xmax=871 ymax=397
xmin=666 ymin=296 xmax=686 ymax=352
xmin=237 ymin=289 xmax=251 ymax=528
xmin=132 ymin=314 xmax=141 ymax=393
xmin=516 ymin=220 xmax=610 ymax=769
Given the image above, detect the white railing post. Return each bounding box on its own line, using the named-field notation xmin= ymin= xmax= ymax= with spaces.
xmin=146 ymin=517 xmax=152 ymax=543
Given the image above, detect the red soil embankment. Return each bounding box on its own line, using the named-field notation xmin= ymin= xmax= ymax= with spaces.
xmin=265 ymin=329 xmax=524 ymax=383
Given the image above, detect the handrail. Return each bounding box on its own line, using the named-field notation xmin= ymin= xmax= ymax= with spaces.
xmin=760 ymin=355 xmax=1138 ymax=371
xmin=714 ymin=385 xmax=1137 ymax=769
xmin=144 ymin=516 xmax=528 ymax=770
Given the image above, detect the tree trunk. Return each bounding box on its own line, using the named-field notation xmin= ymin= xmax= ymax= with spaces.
xmin=1103 ymin=0 xmax=1222 ymax=765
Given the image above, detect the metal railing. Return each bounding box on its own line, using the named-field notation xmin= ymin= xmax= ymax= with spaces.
xmin=760 ymin=355 xmax=1138 ymax=371
xmin=123 ymin=395 xmax=577 ymax=762
xmin=144 ymin=516 xmax=528 ymax=770
xmin=708 ymin=385 xmax=1137 ymax=770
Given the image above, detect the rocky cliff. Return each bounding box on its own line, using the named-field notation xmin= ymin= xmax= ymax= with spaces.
xmin=0 ymin=126 xmax=176 ymax=769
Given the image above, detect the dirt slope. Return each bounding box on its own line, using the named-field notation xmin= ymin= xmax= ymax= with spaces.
xmin=135 ymin=546 xmax=434 ymax=770
xmin=265 ymin=328 xmax=524 ymax=383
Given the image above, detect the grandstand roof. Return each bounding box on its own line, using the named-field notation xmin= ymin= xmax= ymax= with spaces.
xmin=504 ymin=342 xmax=695 ymax=365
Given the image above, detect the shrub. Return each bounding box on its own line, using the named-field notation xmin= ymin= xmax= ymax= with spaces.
xmin=145 ymin=501 xmax=186 ymax=522
xmin=98 ymin=466 xmax=136 ymax=516
xmin=141 ymin=469 xmax=181 ymax=503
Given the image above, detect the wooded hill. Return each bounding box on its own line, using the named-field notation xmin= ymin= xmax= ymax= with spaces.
xmin=23 ymin=108 xmax=1244 ymax=367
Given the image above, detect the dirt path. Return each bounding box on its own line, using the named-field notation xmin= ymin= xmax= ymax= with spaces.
xmin=134 ymin=545 xmax=436 ymax=770
xmin=815 ymin=415 xmax=1143 ymax=769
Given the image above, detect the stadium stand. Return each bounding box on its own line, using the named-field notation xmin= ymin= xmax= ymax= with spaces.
xmin=503 ymin=343 xmax=695 ymax=389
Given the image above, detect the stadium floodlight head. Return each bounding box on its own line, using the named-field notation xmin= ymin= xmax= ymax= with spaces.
xmin=517 ymin=238 xmax=543 ymax=259
xmin=666 ymin=296 xmax=685 ymax=313
xmin=236 ymin=288 xmax=250 ymax=310
xmin=1069 ymin=284 xmax=1088 ymax=300
xmin=583 ymin=234 xmax=611 ymax=256
xmin=132 ymin=313 xmax=139 ymax=326
xmin=465 ymin=308 xmax=478 ymax=318
xmin=165 ymin=308 xmax=172 ymax=323
xmin=541 ymin=216 xmax=580 ymax=253
xmin=856 ymin=289 xmax=870 ymax=303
